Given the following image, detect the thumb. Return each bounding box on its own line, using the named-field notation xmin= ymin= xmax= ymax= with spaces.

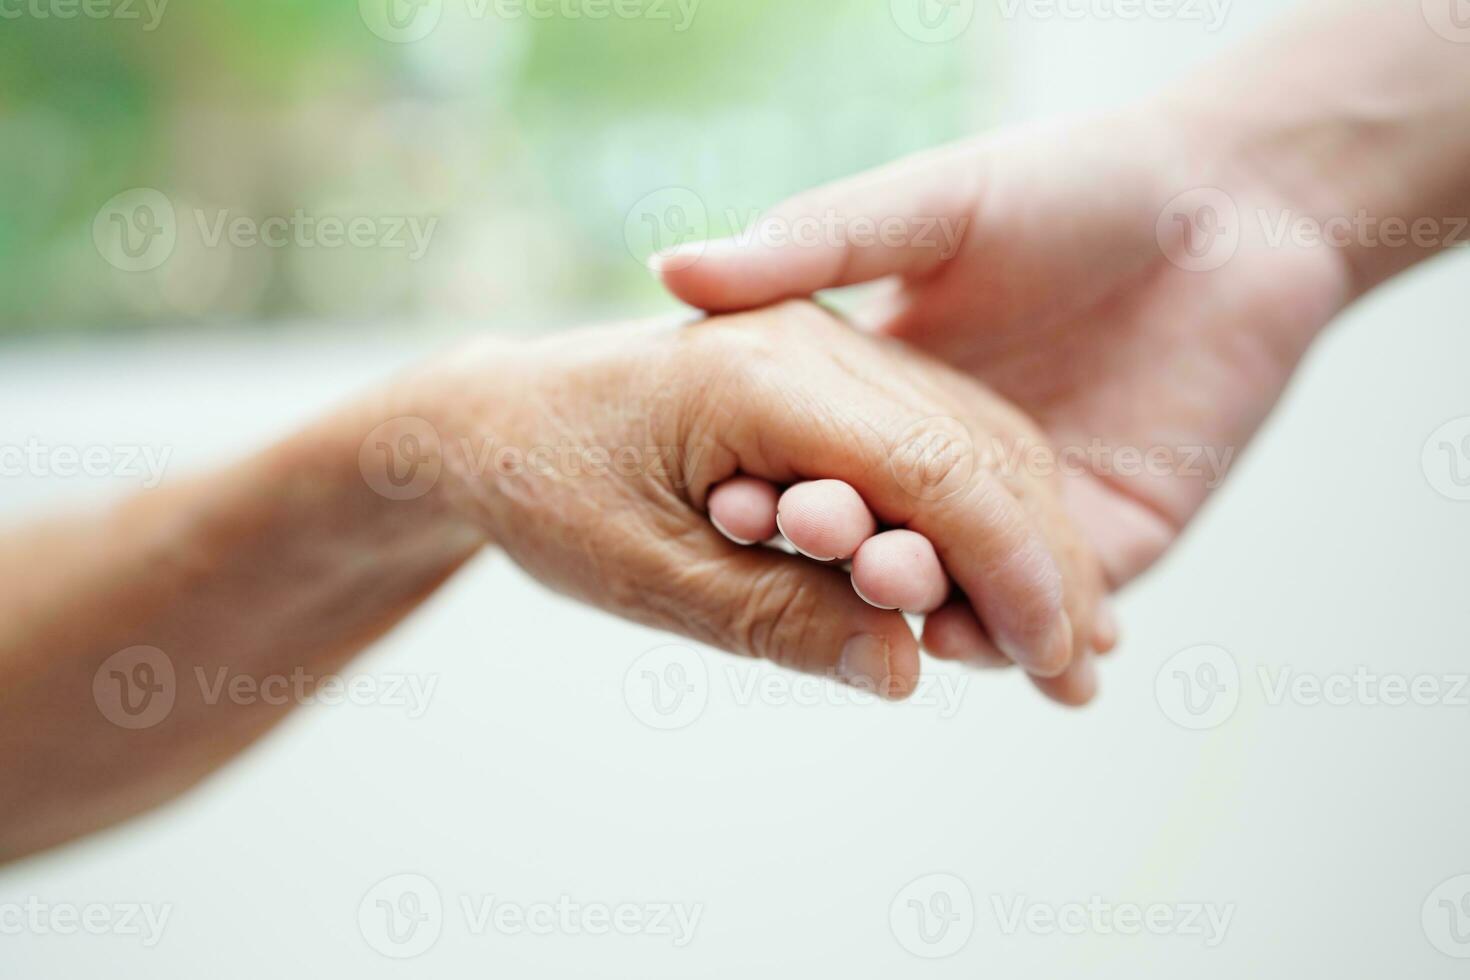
xmin=668 ymin=532 xmax=922 ymax=700
xmin=652 ymin=144 xmax=981 ymax=313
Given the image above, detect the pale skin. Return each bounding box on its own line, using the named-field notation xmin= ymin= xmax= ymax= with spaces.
xmin=0 ymin=302 xmax=1105 ymax=861
xmin=665 ymin=0 xmax=1470 ymax=687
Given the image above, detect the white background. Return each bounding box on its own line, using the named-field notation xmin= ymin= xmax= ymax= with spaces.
xmin=5 ymin=0 xmax=1470 ymax=975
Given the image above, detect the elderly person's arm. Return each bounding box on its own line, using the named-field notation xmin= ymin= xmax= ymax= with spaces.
xmin=0 ymin=301 xmax=1108 ymax=861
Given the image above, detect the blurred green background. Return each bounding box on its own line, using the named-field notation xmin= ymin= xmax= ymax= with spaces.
xmin=0 ymin=0 xmax=989 ymax=336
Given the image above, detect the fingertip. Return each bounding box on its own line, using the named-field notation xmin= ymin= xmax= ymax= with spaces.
xmin=851 ymin=529 xmax=949 ymax=614
xmin=652 ymin=237 xmax=777 ymax=314
xmin=995 ymin=609 xmax=1073 ymax=679
xmin=1029 ymin=650 xmax=1098 ymax=707
xmin=708 ymin=476 xmax=781 ymax=545
xmin=777 ymin=480 xmax=877 ymax=562
xmin=920 ymin=600 xmax=1012 ymax=669
xmin=1091 ymin=599 xmax=1120 ymax=654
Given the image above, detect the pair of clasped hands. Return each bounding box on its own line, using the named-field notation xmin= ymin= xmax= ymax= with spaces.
xmin=435 ymin=92 xmax=1353 ymax=708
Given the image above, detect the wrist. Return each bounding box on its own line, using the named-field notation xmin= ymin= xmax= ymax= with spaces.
xmin=1152 ymin=4 xmax=1470 ymax=301
xmin=271 ymin=376 xmax=489 ymax=569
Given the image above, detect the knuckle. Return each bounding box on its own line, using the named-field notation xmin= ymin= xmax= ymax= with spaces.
xmin=887 ymin=416 xmax=977 ymax=502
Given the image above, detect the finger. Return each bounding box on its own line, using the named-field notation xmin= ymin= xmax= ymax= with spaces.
xmin=683 ymin=542 xmax=921 ymax=700
xmin=923 ymin=600 xmax=1098 ymax=707
xmin=688 ymin=305 xmax=1075 ymax=679
xmin=851 ymin=529 xmax=948 ymax=614
xmin=708 ymin=476 xmax=780 ymax=545
xmin=921 ymin=599 xmax=1012 ymax=669
xmin=1092 ymin=599 xmax=1119 ymax=654
xmin=1029 ymin=649 xmax=1098 ymax=707
xmin=775 ymin=480 xmax=877 ymax=562
xmin=653 ymin=145 xmax=979 ymax=312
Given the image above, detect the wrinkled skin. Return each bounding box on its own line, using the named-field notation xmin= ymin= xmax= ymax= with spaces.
xmin=659 ymin=103 xmax=1353 ymax=596
xmin=413 ymin=301 xmax=1108 ymax=703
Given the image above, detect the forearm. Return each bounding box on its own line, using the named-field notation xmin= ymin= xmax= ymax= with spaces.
xmin=1168 ymin=0 xmax=1470 ymax=297
xmin=0 ymin=383 xmax=482 ymax=861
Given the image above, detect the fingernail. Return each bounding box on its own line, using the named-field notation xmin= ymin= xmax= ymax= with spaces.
xmin=998 ymin=611 xmax=1073 ymax=678
xmin=710 ymin=513 xmax=758 ymax=546
xmin=648 ymin=240 xmax=719 ymax=275
xmin=837 ymin=634 xmax=892 ymax=697
xmin=851 ymin=578 xmax=899 ymax=611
